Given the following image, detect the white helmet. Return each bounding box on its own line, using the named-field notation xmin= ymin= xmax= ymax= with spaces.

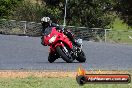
xmin=41 ymin=17 xmax=51 ymax=23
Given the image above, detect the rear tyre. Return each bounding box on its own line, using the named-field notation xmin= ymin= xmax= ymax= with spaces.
xmin=48 ymin=53 xmax=57 ymax=63
xmin=76 ymin=50 xmax=86 ymax=63
xmin=56 ymin=46 xmax=74 ymax=63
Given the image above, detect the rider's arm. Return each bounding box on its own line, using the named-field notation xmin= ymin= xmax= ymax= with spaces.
xmin=51 ymin=23 xmax=66 ymax=32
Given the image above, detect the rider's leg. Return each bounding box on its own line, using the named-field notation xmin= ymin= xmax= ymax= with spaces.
xmin=64 ymin=31 xmax=81 ymax=47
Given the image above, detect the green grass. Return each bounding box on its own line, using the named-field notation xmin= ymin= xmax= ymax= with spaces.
xmin=106 ymin=17 xmax=132 ymax=44
xmin=107 ymin=30 xmax=132 ymax=44
xmin=112 ymin=17 xmax=131 ymax=31
xmin=0 ymin=77 xmax=131 ymax=88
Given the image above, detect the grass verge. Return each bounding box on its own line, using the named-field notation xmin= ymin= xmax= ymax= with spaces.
xmin=107 ymin=30 xmax=132 ymax=44
xmin=0 ymin=70 xmax=131 ymax=88
xmin=106 ymin=17 xmax=132 ymax=44
xmin=0 ymin=77 xmax=131 ymax=88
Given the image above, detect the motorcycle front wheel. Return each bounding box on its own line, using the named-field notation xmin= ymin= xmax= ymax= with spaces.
xmin=56 ymin=46 xmax=74 ymax=63
xmin=48 ymin=53 xmax=57 ymax=63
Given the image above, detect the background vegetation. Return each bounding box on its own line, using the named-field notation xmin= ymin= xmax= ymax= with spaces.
xmin=0 ymin=0 xmax=132 ymax=28
xmin=0 ymin=0 xmax=132 ymax=44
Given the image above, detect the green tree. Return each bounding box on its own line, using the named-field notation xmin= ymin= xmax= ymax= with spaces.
xmin=115 ymin=0 xmax=132 ymax=26
xmin=42 ymin=0 xmax=115 ymax=27
xmin=42 ymin=0 xmax=63 ymax=23
xmin=12 ymin=1 xmax=47 ymax=22
xmin=65 ymin=0 xmax=115 ymax=27
xmin=1 ymin=0 xmax=116 ymax=28
xmin=0 ymin=0 xmax=23 ymax=18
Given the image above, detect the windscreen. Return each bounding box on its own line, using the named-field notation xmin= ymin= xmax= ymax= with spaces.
xmin=44 ymin=27 xmax=52 ymax=36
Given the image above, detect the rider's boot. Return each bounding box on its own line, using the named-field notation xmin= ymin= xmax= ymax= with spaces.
xmin=64 ymin=30 xmax=81 ymax=47
xmin=72 ymin=39 xmax=81 ymax=47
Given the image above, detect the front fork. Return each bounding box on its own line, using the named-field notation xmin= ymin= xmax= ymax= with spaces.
xmin=60 ymin=42 xmax=69 ymax=53
xmin=50 ymin=42 xmax=69 ymax=55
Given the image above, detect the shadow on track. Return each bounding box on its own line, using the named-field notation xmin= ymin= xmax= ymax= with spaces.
xmin=36 ymin=61 xmax=83 ymax=64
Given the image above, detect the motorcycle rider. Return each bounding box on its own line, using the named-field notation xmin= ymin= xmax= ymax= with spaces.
xmin=41 ymin=17 xmax=81 ymax=47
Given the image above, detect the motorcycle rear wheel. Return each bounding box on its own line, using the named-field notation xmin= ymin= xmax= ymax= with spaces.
xmin=56 ymin=46 xmax=74 ymax=63
xmin=76 ymin=50 xmax=86 ymax=63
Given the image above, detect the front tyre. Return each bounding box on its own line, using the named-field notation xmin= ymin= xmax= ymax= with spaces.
xmin=76 ymin=50 xmax=86 ymax=63
xmin=56 ymin=46 xmax=74 ymax=63
xmin=48 ymin=53 xmax=57 ymax=63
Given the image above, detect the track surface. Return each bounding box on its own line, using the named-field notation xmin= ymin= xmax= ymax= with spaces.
xmin=0 ymin=34 xmax=132 ymax=71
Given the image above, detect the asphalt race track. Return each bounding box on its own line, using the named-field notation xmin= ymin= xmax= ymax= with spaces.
xmin=0 ymin=34 xmax=132 ymax=71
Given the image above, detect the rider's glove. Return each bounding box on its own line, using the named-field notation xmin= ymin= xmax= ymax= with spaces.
xmin=61 ymin=28 xmax=65 ymax=33
xmin=41 ymin=36 xmax=47 ymax=46
xmin=41 ymin=42 xmax=47 ymax=46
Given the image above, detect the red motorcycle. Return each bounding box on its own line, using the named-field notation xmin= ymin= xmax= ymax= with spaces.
xmin=41 ymin=27 xmax=86 ymax=63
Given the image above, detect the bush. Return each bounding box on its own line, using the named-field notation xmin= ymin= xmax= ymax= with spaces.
xmin=11 ymin=1 xmax=47 ymax=22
